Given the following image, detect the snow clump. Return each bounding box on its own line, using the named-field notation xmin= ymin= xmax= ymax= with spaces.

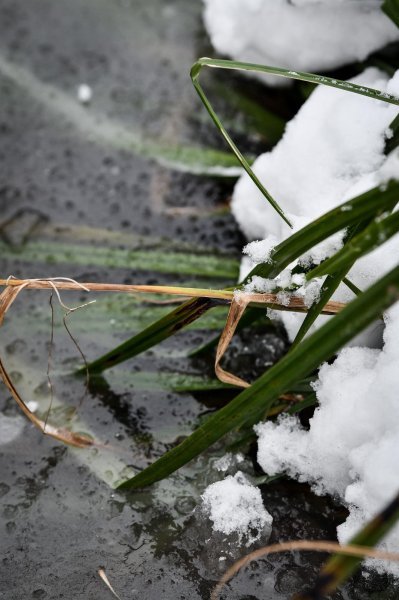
xmin=203 ymin=0 xmax=399 ymax=84
xmin=201 ymin=471 xmax=273 ymax=544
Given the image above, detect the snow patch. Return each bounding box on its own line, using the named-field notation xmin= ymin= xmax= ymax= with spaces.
xmin=201 ymin=471 xmax=273 ymax=544
xmin=203 ymin=0 xmax=399 ymax=85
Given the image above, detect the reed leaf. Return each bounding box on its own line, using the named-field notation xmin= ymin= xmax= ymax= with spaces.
xmin=385 ymin=113 xmax=399 ymax=154
xmin=247 ymin=181 xmax=399 ymax=282
xmin=290 ymin=216 xmax=375 ymax=347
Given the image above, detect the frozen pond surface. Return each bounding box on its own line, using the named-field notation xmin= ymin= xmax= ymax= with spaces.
xmin=1 ymin=1 xmax=399 ymax=598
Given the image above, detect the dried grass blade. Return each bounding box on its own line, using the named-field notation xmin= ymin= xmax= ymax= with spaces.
xmin=215 ymin=294 xmax=250 ymax=388
xmin=212 ymin=540 xmax=399 ymax=600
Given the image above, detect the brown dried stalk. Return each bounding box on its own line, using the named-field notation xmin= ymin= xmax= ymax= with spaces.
xmin=0 ymin=277 xmax=346 ymax=392
xmin=212 ymin=540 xmax=399 ymax=600
xmin=0 ymin=278 xmax=345 ymax=315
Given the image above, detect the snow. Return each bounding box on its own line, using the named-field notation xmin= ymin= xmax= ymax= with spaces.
xmin=77 ymin=83 xmax=92 ymax=105
xmin=203 ymin=0 xmax=399 ymax=85
xmin=256 ymin=302 xmax=399 ymax=575
xmin=243 ymin=235 xmax=278 ymax=265
xmin=201 ymin=471 xmax=273 ymax=544
xmin=233 ymin=67 xmax=399 ymax=344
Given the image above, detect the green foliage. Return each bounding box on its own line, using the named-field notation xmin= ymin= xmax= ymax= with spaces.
xmin=117 ymin=265 xmax=399 ymax=490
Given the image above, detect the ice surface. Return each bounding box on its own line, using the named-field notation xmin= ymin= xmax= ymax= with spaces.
xmin=0 ymin=415 xmax=25 ymax=445
xmin=201 ymin=471 xmax=273 ymax=544
xmin=203 ymin=0 xmax=399 ymax=84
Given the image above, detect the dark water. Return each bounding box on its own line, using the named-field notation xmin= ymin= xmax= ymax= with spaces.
xmin=0 ymin=1 xmax=398 ymax=599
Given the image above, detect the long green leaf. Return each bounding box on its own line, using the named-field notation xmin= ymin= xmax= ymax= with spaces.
xmin=385 ymin=113 xmax=399 ymax=154
xmin=192 ymin=184 xmax=399 ymax=356
xmin=117 ymin=264 xmax=399 ymax=490
xmin=307 ymin=210 xmax=399 ymax=280
xmin=295 ymin=491 xmax=399 ymax=599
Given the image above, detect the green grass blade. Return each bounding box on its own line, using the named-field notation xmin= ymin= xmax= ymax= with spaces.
xmin=343 ymin=277 xmax=361 ymax=296
xmin=191 ymin=63 xmax=293 ymax=228
xmin=307 ymin=210 xmax=399 ymax=280
xmin=287 ymin=393 xmax=317 ymax=415
xmin=84 ymin=298 xmax=215 ymax=374
xmin=383 ymin=0 xmax=399 ymax=27
xmin=295 ymin=491 xmax=399 ymax=599
xmin=192 ymin=58 xmax=399 ymax=106
xmin=117 ymin=264 xmax=399 ymax=490
xmin=291 ymin=268 xmax=351 ymax=349
xmin=246 ymin=181 xmax=399 ymax=282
